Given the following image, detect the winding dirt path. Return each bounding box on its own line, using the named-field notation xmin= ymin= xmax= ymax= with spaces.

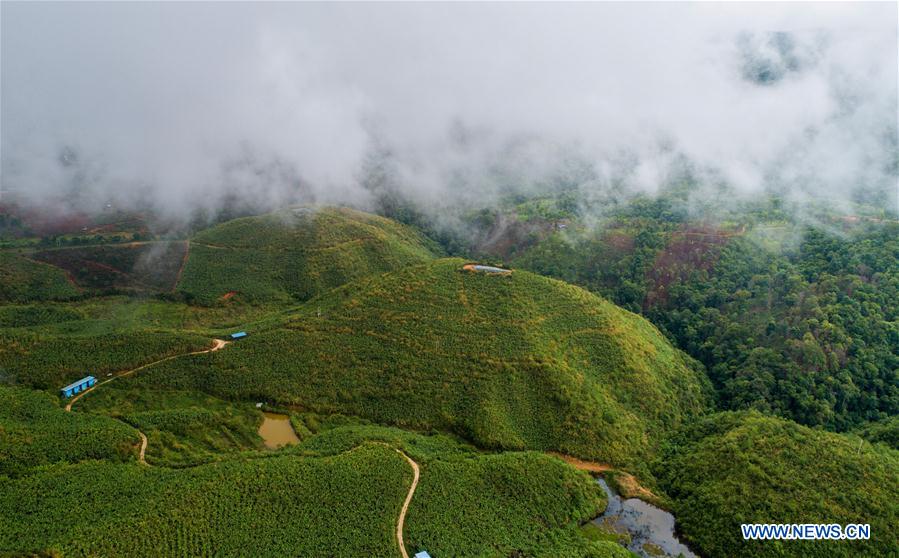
xmin=63 ymin=338 xmax=230 ymax=465
xmin=137 ymin=431 xmax=148 ymax=465
xmin=331 ymin=442 xmax=421 ymax=558
xmin=59 ymin=339 xmax=422 ymax=555
xmin=65 ymin=338 xmax=228 ymax=412
xmin=395 ymin=449 xmax=420 ymax=558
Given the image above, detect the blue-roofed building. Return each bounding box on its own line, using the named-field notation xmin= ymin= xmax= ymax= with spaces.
xmin=414 ymin=552 xmax=432 ymax=558
xmin=230 ymin=331 xmax=248 ymax=340
xmin=61 ymin=376 xmax=96 ymax=398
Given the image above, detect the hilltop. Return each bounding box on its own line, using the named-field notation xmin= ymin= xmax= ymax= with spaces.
xmin=0 ymin=206 xmax=439 ymax=304
xmin=177 ymin=206 xmax=440 ymax=304
xmin=97 ymin=258 xmax=711 ymax=469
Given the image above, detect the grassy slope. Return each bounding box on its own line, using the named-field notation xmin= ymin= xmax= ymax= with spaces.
xmin=405 ymin=452 xmax=632 ymax=558
xmin=294 ymin=423 xmax=629 ymax=556
xmin=31 ymin=295 xmax=313 ymax=467
xmin=0 ymin=252 xmax=79 ymax=302
xmin=79 ymin=387 xmax=265 ymax=467
xmin=0 ymin=296 xmax=263 ymax=391
xmin=655 ymin=411 xmax=899 ymax=558
xmin=0 ymin=296 xmax=281 ymax=333
xmin=31 ymin=241 xmax=188 ymax=292
xmin=0 ymin=386 xmax=140 ymax=477
xmin=117 ymin=258 xmax=711 ymax=469
xmin=1 ymin=421 xmax=629 ymax=557
xmin=1 ymin=444 xmax=410 ymax=557
xmin=0 ymin=327 xmax=212 ymax=390
xmin=177 ymin=206 xmax=439 ymax=304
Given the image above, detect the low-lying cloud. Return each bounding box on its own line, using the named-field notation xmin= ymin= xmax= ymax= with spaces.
xmin=1 ymin=2 xmax=896 ymax=220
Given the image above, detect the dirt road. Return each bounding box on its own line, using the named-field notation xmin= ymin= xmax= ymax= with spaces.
xmin=65 ymin=338 xmax=228 ymax=412
xmin=548 ymin=452 xmax=614 ymax=473
xmin=62 ymin=338 xmax=229 ymax=466
xmin=59 ymin=339 xmax=425 ymax=552
xmin=137 ymin=431 xmax=148 ymax=465
xmin=171 ymin=240 xmax=190 ymax=290
xmin=395 ymin=449 xmax=420 ymax=558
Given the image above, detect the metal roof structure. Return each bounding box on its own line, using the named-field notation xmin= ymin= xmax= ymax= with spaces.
xmin=61 ymin=376 xmax=96 ymax=392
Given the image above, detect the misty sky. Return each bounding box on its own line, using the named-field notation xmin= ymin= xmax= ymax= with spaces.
xmin=1 ymin=2 xmax=897 ymax=217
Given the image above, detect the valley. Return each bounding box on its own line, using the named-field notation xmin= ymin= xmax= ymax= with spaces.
xmin=1 ymin=202 xmax=896 ymax=557
xmin=2 ymin=3 xmax=896 ymax=556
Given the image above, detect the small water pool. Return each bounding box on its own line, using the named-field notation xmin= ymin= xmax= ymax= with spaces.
xmin=258 ymin=412 xmax=300 ymax=449
xmin=592 ymin=477 xmax=697 ymax=558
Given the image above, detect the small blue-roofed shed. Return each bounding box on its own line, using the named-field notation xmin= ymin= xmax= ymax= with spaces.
xmin=414 ymin=552 xmax=432 ymax=558
xmin=61 ymin=376 xmax=96 ymax=398
xmin=230 ymin=331 xmax=248 ymax=340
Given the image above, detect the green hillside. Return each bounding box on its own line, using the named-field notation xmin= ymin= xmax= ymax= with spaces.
xmin=0 ymin=386 xmax=140 ymax=477
xmin=655 ymin=411 xmax=899 ymax=557
xmin=0 ymin=295 xmax=265 ymax=391
xmin=855 ymin=416 xmax=899 ymax=450
xmin=0 ymin=252 xmax=79 ymax=302
xmin=79 ymin=386 xmax=266 ymax=468
xmin=1 ymin=444 xmax=411 ymax=557
xmin=404 ymin=451 xmax=631 ymax=557
xmin=0 ymin=328 xmax=212 ymax=390
xmin=177 ymin=206 xmax=439 ymax=304
xmin=31 ymin=241 xmax=189 ymax=293
xmin=513 ymin=206 xmax=899 ymax=432
xmin=295 ymin=423 xmax=629 ymax=557
xmin=97 ymin=258 xmax=711 ymax=468
xmin=0 ymin=423 xmax=627 ymax=557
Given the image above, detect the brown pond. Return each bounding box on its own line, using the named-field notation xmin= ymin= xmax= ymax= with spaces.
xmin=258 ymin=412 xmax=300 ymax=449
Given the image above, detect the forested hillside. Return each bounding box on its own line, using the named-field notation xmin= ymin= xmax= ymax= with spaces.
xmin=511 ymin=196 xmax=898 ymax=432
xmin=3 ymin=2 xmax=897 ymax=556
xmin=654 ymin=411 xmax=899 ymax=558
